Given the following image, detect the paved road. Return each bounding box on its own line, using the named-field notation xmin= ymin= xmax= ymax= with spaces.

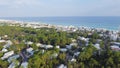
xmin=20 ymin=48 xmax=28 ymax=62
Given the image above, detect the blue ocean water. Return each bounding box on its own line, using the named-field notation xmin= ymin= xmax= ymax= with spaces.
xmin=0 ymin=16 xmax=120 ymax=30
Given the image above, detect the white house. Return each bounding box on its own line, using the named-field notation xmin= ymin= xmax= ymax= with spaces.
xmin=111 ymin=45 xmax=120 ymax=51
xmin=8 ymin=55 xmax=20 ymax=63
xmin=1 ymin=51 xmax=14 ymax=60
xmin=94 ymin=44 xmax=101 ymax=50
xmin=36 ymin=43 xmax=42 ymax=47
xmin=0 ymin=40 xmax=6 ymax=43
xmin=111 ymin=42 xmax=120 ymax=46
xmin=56 ymin=45 xmax=60 ymax=49
xmin=3 ymin=43 xmax=10 ymax=48
xmin=57 ymin=64 xmax=67 ymax=68
xmin=8 ymin=62 xmax=19 ymax=68
xmin=99 ymin=34 xmax=104 ymax=37
xmin=74 ymin=52 xmax=80 ymax=56
xmin=60 ymin=48 xmax=67 ymax=52
xmin=78 ymin=36 xmax=89 ymax=42
xmin=52 ymin=53 xmax=58 ymax=58
xmin=71 ymin=39 xmax=76 ymax=42
xmin=39 ymin=45 xmax=45 ymax=48
xmin=26 ymin=47 xmax=33 ymax=53
xmin=70 ymin=43 xmax=77 ymax=46
xmin=3 ymin=40 xmax=13 ymax=48
xmin=20 ymin=62 xmax=28 ymax=68
xmin=45 ymin=45 xmax=53 ymax=49
xmin=8 ymin=62 xmax=15 ymax=68
xmin=109 ymin=33 xmax=118 ymax=41
xmin=7 ymin=40 xmax=13 ymax=45
xmin=70 ymin=58 xmax=76 ymax=62
xmin=66 ymin=45 xmax=72 ymax=50
xmin=4 ymin=35 xmax=8 ymax=38
xmin=2 ymin=48 xmax=8 ymax=52
xmin=26 ymin=41 xmax=33 ymax=45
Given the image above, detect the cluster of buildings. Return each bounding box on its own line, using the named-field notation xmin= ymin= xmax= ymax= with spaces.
xmin=0 ymin=34 xmax=78 ymax=68
xmin=78 ymin=27 xmax=120 ymax=51
xmin=0 ymin=35 xmax=34 ymax=68
xmin=0 ymin=34 xmax=81 ymax=68
xmin=0 ymin=20 xmax=78 ymax=32
xmin=0 ymin=20 xmax=120 ymax=68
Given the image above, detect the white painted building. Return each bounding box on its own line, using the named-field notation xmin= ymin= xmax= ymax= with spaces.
xmin=2 ymin=48 xmax=8 ymax=52
xmin=26 ymin=41 xmax=33 ymax=45
xmin=20 ymin=62 xmax=28 ymax=68
xmin=111 ymin=45 xmax=120 ymax=51
xmin=66 ymin=45 xmax=72 ymax=50
xmin=0 ymin=40 xmax=6 ymax=43
xmin=60 ymin=48 xmax=67 ymax=52
xmin=1 ymin=51 xmax=14 ymax=60
xmin=94 ymin=44 xmax=101 ymax=50
xmin=70 ymin=58 xmax=76 ymax=62
xmin=3 ymin=40 xmax=13 ymax=48
xmin=8 ymin=55 xmax=20 ymax=63
xmin=109 ymin=33 xmax=118 ymax=41
xmin=74 ymin=52 xmax=80 ymax=56
xmin=78 ymin=36 xmax=89 ymax=42
xmin=70 ymin=43 xmax=77 ymax=46
xmin=57 ymin=64 xmax=67 ymax=68
xmin=26 ymin=47 xmax=33 ymax=53
xmin=8 ymin=62 xmax=19 ymax=68
xmin=45 ymin=45 xmax=53 ymax=49
xmin=56 ymin=45 xmax=60 ymax=49
xmin=4 ymin=35 xmax=8 ymax=38
xmin=36 ymin=43 xmax=42 ymax=47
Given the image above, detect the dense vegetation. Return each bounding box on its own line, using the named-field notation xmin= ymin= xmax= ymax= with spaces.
xmin=0 ymin=26 xmax=120 ymax=68
xmin=27 ymin=43 xmax=120 ymax=68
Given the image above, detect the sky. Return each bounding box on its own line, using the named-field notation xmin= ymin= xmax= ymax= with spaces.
xmin=0 ymin=0 xmax=120 ymax=17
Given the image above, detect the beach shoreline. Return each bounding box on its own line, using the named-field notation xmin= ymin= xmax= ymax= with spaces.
xmin=0 ymin=19 xmax=119 ymax=32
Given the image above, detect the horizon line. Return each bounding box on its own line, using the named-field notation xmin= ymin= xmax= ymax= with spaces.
xmin=0 ymin=16 xmax=120 ymax=18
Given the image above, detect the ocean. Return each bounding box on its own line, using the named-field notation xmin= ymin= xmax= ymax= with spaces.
xmin=0 ymin=16 xmax=120 ymax=30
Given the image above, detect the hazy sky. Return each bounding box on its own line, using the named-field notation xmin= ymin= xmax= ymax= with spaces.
xmin=0 ymin=0 xmax=120 ymax=17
